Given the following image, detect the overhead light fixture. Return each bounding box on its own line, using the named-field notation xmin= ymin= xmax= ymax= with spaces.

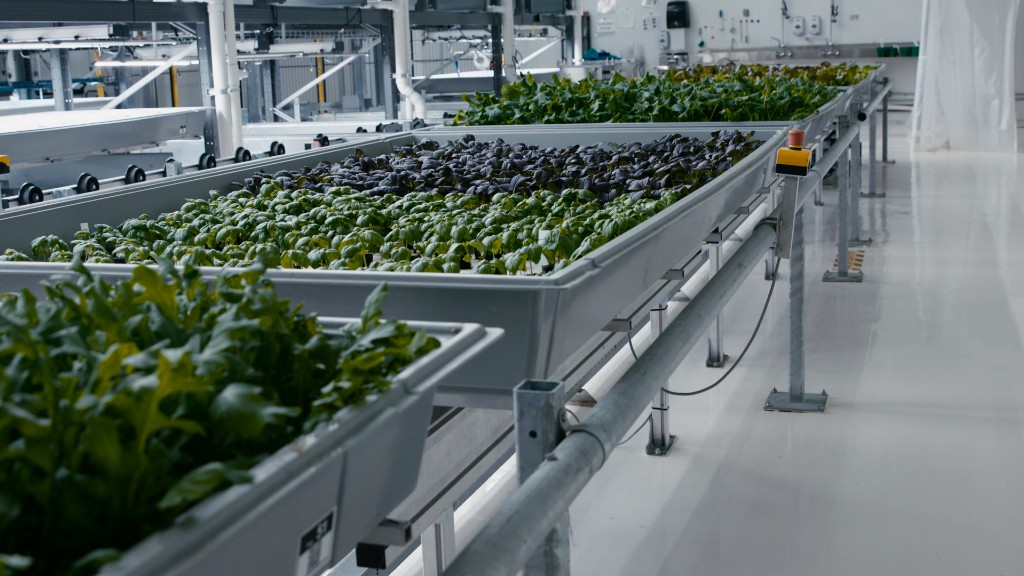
xmin=94 ymin=59 xmax=200 ymax=68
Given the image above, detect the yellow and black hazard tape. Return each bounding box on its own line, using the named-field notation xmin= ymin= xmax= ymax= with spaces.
xmin=0 ymin=155 xmax=9 ymax=175
xmin=831 ymin=250 xmax=865 ymax=272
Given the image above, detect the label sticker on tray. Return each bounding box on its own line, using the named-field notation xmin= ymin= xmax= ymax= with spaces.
xmin=296 ymin=509 xmax=335 ymax=576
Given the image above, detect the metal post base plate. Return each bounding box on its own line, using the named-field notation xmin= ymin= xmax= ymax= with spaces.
xmin=848 ymin=237 xmax=873 ymax=247
xmin=645 ymin=435 xmax=677 ymax=457
xmin=860 ymin=192 xmax=887 ymax=198
xmin=764 ymin=388 xmax=828 ymax=412
xmin=823 ymin=270 xmax=864 ymax=283
xmin=706 ymin=354 xmax=730 ymax=368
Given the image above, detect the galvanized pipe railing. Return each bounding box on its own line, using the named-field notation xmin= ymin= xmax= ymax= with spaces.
xmin=857 ymin=78 xmax=893 ymax=122
xmin=441 ymin=121 xmax=861 ymax=576
xmin=441 ymin=217 xmax=777 ymax=576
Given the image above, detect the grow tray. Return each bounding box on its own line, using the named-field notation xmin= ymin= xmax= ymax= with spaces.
xmin=89 ymin=318 xmax=501 ymax=576
xmin=0 ymin=127 xmax=783 ymax=408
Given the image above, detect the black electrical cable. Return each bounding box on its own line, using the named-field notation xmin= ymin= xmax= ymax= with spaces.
xmin=662 ymin=257 xmax=782 ymax=397
xmin=564 ymin=407 xmax=581 ymax=424
xmin=618 ymin=414 xmax=652 ymax=446
xmin=626 ymin=330 xmax=639 ymax=361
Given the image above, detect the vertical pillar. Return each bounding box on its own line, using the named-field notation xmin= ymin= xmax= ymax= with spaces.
xmin=646 ymin=299 xmax=675 ymax=456
xmin=515 ymin=380 xmax=570 ymax=576
xmin=881 ymin=87 xmax=892 ymax=164
xmin=51 ymin=49 xmax=74 ymax=111
xmin=847 ymin=100 xmax=868 ymax=246
xmin=823 ymin=118 xmax=862 ymax=283
xmin=706 ymin=239 xmax=727 ymax=367
xmin=421 ymin=508 xmax=456 ymax=576
xmin=491 ymin=12 xmax=504 ymax=94
xmin=243 ymin=61 xmax=265 ymax=123
xmin=379 ymin=14 xmax=399 ymax=120
xmin=864 ymin=101 xmax=883 ymax=197
xmin=353 ymin=38 xmax=367 ymax=111
xmin=196 ymin=20 xmax=219 ymax=154
xmin=765 ymin=199 xmax=828 ymax=412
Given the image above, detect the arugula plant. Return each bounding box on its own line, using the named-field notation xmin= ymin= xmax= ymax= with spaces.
xmin=0 ymin=260 xmax=438 ymax=575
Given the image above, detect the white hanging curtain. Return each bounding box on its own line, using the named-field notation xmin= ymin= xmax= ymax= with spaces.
xmin=911 ymin=0 xmax=1022 ymax=152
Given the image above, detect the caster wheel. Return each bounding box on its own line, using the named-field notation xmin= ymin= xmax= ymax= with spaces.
xmin=198 ymin=152 xmax=217 ymax=170
xmin=315 ymin=133 xmax=330 ymax=147
xmin=269 ymin=141 xmax=286 ymax=156
xmin=125 ymin=165 xmax=147 ymax=184
xmin=234 ymin=147 xmax=252 ymax=163
xmin=19 ymin=183 xmax=43 ymax=204
xmin=76 ymin=173 xmax=100 ymax=194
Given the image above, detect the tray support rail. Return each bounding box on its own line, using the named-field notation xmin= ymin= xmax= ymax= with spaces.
xmin=646 ymin=296 xmax=676 ymax=457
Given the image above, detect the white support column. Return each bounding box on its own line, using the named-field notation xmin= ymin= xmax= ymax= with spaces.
xmin=205 ymin=0 xmax=236 ymax=158
xmin=222 ymin=0 xmax=244 ymax=151
xmin=502 ymin=0 xmax=516 ymax=82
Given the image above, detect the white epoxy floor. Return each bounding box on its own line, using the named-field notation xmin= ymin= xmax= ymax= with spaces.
xmin=569 ymin=116 xmax=1024 ymax=576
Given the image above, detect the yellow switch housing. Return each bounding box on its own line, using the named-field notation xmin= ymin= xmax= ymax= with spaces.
xmin=775 ymin=148 xmax=812 ymax=177
xmin=0 ymin=155 xmax=9 ymax=175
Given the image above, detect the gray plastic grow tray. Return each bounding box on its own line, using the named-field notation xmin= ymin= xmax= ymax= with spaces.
xmin=91 ymin=318 xmax=501 ymax=576
xmin=0 ymin=127 xmax=784 ymax=408
xmin=426 ymin=66 xmax=884 ymax=143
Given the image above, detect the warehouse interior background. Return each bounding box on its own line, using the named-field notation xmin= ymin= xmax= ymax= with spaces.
xmin=1 ymin=0 xmax=1023 ymax=575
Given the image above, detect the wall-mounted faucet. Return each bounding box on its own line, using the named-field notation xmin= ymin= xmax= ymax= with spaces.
xmin=771 ymin=36 xmax=793 ymax=58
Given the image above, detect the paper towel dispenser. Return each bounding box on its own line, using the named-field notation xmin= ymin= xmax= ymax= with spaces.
xmin=666 ymin=0 xmax=690 ymax=28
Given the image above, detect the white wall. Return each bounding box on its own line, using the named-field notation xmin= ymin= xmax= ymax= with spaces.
xmin=1017 ymin=3 xmax=1024 ymax=126
xmin=578 ymin=0 xmax=923 ymax=73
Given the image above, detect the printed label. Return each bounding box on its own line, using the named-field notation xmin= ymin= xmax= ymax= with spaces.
xmin=296 ymin=509 xmax=335 ymax=576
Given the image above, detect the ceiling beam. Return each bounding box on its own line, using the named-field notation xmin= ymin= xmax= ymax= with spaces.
xmin=0 ymin=0 xmax=383 ymax=26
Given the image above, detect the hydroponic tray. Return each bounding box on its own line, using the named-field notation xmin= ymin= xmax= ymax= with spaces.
xmin=90 ymin=318 xmax=501 ymax=576
xmin=0 ymin=127 xmax=783 ymax=408
xmin=423 ymin=65 xmax=884 ymax=143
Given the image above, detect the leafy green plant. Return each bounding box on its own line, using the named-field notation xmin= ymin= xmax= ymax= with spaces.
xmin=0 ymin=260 xmax=438 ymax=575
xmin=2 ymin=132 xmax=762 ymax=276
xmin=452 ymin=63 xmax=874 ymax=126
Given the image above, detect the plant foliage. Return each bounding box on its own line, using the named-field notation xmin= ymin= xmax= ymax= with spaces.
xmin=452 ymin=63 xmax=874 ymax=126
xmin=0 ymin=261 xmax=438 ymax=575
xmin=1 ymin=132 xmax=761 ymax=275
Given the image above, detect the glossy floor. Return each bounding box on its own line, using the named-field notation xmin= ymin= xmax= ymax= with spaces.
xmin=569 ymin=116 xmax=1024 ymax=576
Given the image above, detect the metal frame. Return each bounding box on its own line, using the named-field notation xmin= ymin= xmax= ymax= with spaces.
xmin=272 ymin=40 xmax=381 ymax=122
xmin=439 ymin=117 xmax=863 ymax=576
xmin=0 ymin=1 xmax=387 ymax=26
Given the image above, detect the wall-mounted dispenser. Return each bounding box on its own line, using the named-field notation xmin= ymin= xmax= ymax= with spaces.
xmin=666 ymin=0 xmax=690 ymax=28
xmin=791 ymin=15 xmax=806 ymax=36
xmin=809 ymin=15 xmax=822 ymax=35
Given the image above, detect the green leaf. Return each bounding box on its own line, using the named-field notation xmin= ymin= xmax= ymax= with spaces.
xmin=212 ymin=383 xmax=299 ymax=439
xmin=68 ymin=549 xmax=119 ymax=576
xmin=360 ymin=283 xmax=387 ymax=328
xmin=0 ymin=555 xmax=32 ymax=576
xmin=158 ymin=462 xmax=246 ymax=511
xmin=80 ymin=415 xmax=123 ymax=476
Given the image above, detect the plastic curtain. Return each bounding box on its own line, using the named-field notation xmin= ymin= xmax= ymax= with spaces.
xmin=911 ymin=0 xmax=1021 ymax=152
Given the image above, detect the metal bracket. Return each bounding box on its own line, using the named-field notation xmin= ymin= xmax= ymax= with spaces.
xmin=774 ymin=176 xmax=801 ymax=260
xmin=603 ymin=318 xmax=632 ymax=333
